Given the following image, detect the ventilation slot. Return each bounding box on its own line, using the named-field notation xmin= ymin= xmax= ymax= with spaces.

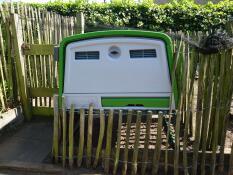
xmin=130 ymin=49 xmax=157 ymax=58
xmin=75 ymin=51 xmax=99 ymax=60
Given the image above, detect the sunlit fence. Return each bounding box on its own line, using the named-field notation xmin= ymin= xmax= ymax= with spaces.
xmin=0 ymin=2 xmax=233 ymax=175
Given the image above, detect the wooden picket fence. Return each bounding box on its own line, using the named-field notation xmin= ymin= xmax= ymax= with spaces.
xmin=0 ymin=2 xmax=233 ymax=175
xmin=0 ymin=2 xmax=84 ymax=117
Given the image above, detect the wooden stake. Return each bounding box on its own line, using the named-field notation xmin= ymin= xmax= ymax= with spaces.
xmin=68 ymin=104 xmax=75 ymax=168
xmin=11 ymin=14 xmax=31 ymax=120
xmin=77 ymin=108 xmax=85 ymax=167
xmin=93 ymin=109 xmax=105 ymax=168
xmin=52 ymin=95 xmax=59 ymax=163
xmin=62 ymin=96 xmax=67 ymax=167
xmin=152 ymin=111 xmax=163 ymax=175
xmin=141 ymin=111 xmax=152 ymax=175
xmin=86 ymin=104 xmax=94 ymax=168
xmin=104 ymin=109 xmax=114 ymax=173
xmin=131 ymin=111 xmax=142 ymax=175
xmin=113 ymin=110 xmax=123 ymax=175
xmin=122 ymin=110 xmax=133 ymax=175
xmin=192 ymin=54 xmax=207 ymax=175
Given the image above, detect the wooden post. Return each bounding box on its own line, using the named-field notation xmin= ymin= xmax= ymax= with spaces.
xmin=86 ymin=104 xmax=94 ymax=168
xmin=122 ymin=110 xmax=132 ymax=175
xmin=93 ymin=109 xmax=105 ymax=168
xmin=152 ymin=111 xmax=163 ymax=175
xmin=113 ymin=110 xmax=122 ymax=175
xmin=53 ymin=95 xmax=59 ymax=163
xmin=104 ymin=109 xmax=114 ymax=173
xmin=77 ymin=108 xmax=85 ymax=167
xmin=68 ymin=104 xmax=75 ymax=168
xmin=131 ymin=111 xmax=142 ymax=175
xmin=11 ymin=14 xmax=31 ymax=120
xmin=62 ymin=96 xmax=67 ymax=167
xmin=192 ymin=54 xmax=206 ymax=175
xmin=141 ymin=111 xmax=152 ymax=175
xmin=76 ymin=12 xmax=84 ymax=34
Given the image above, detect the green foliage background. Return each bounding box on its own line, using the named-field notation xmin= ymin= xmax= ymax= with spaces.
xmin=34 ymin=0 xmax=233 ymax=32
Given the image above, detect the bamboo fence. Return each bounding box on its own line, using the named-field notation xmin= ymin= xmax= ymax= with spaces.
xmin=0 ymin=2 xmax=232 ymax=175
xmin=0 ymin=2 xmax=84 ymax=115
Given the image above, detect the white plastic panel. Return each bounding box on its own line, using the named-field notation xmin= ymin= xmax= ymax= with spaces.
xmin=64 ymin=37 xmax=171 ymax=93
xmin=63 ymin=37 xmax=173 ymax=109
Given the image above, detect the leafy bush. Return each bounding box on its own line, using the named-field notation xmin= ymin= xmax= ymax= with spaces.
xmin=32 ymin=0 xmax=233 ymax=32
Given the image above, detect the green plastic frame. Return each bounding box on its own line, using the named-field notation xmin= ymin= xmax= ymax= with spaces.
xmin=59 ymin=30 xmax=178 ymax=108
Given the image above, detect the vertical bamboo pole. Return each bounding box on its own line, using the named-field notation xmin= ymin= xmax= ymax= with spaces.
xmin=141 ymin=111 xmax=152 ymax=175
xmin=4 ymin=7 xmax=15 ymax=100
xmin=131 ymin=111 xmax=142 ymax=175
xmin=62 ymin=96 xmax=67 ymax=167
xmin=210 ymin=54 xmax=221 ymax=175
xmin=104 ymin=109 xmax=114 ymax=173
xmin=0 ymin=25 xmax=7 ymax=99
xmin=69 ymin=104 xmax=75 ymax=168
xmin=77 ymin=108 xmax=85 ymax=167
xmin=11 ymin=14 xmax=31 ymax=120
xmin=165 ymin=38 xmax=183 ymax=175
xmin=113 ymin=110 xmax=123 ymax=175
xmin=122 ymin=110 xmax=133 ymax=175
xmin=76 ymin=12 xmax=84 ymax=34
xmin=182 ymin=41 xmax=191 ymax=175
xmin=200 ymin=55 xmax=214 ymax=175
xmin=53 ymin=94 xmax=59 ymax=163
xmin=93 ymin=109 xmax=105 ymax=168
xmin=152 ymin=111 xmax=163 ymax=175
xmin=192 ymin=54 xmax=207 ymax=175
xmin=86 ymin=104 xmax=94 ymax=168
xmin=218 ymin=51 xmax=232 ymax=173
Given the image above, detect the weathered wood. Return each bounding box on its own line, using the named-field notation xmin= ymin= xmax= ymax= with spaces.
xmin=76 ymin=13 xmax=85 ymax=34
xmin=201 ymin=55 xmax=214 ymax=175
xmin=141 ymin=111 xmax=152 ymax=175
xmin=131 ymin=111 xmax=142 ymax=175
xmin=104 ymin=109 xmax=114 ymax=173
xmin=62 ymin=96 xmax=67 ymax=167
xmin=68 ymin=104 xmax=74 ymax=168
xmin=93 ymin=109 xmax=105 ymax=168
xmin=165 ymin=38 xmax=183 ymax=175
xmin=210 ymin=54 xmax=221 ymax=175
xmin=192 ymin=54 xmax=206 ymax=175
xmin=86 ymin=104 xmax=94 ymax=168
xmin=122 ymin=110 xmax=133 ymax=175
xmin=53 ymin=95 xmax=59 ymax=163
xmin=77 ymin=108 xmax=85 ymax=167
xmin=152 ymin=111 xmax=163 ymax=175
xmin=29 ymin=87 xmax=58 ymax=97
xmin=0 ymin=24 xmax=7 ymax=102
xmin=11 ymin=14 xmax=31 ymax=120
xmin=113 ymin=110 xmax=122 ymax=175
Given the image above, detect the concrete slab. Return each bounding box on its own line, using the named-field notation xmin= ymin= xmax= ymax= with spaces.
xmin=0 ymin=119 xmax=53 ymax=163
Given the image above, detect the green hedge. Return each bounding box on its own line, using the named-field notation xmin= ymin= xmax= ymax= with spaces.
xmin=33 ymin=0 xmax=233 ymax=32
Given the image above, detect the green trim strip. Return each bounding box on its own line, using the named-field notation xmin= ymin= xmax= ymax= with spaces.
xmin=59 ymin=30 xmax=178 ymax=107
xmin=101 ymin=97 xmax=170 ymax=108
